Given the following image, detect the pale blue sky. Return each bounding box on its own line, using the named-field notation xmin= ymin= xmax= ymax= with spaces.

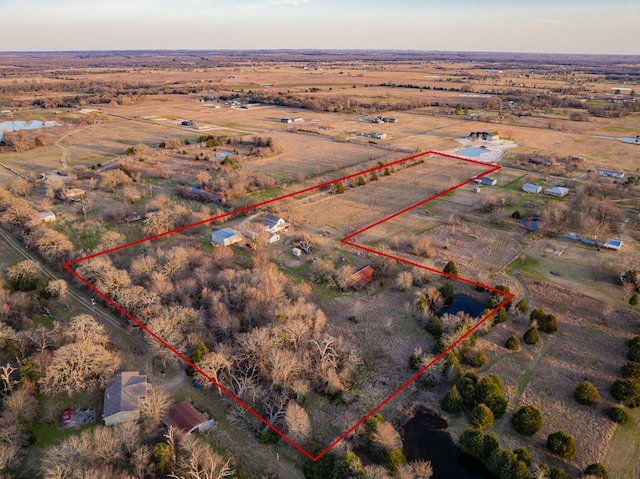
xmin=0 ymin=0 xmax=638 ymax=54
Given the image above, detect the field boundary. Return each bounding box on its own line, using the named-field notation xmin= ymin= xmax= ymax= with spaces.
xmin=63 ymin=150 xmax=514 ymax=461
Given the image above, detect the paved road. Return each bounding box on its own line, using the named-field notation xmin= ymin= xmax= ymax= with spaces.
xmin=0 ymin=225 xmax=185 ymax=388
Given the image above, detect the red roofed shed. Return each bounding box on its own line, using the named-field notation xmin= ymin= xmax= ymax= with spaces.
xmin=162 ymin=401 xmax=214 ymax=434
xmin=349 ymin=265 xmax=375 ymax=290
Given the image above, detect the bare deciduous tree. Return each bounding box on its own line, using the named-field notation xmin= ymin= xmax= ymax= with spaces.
xmin=39 ymin=342 xmax=121 ymax=395
xmin=139 ymin=386 xmax=172 ymax=423
xmin=0 ymin=363 xmax=18 ymax=394
xmin=284 ymin=401 xmax=311 ymax=444
xmin=395 ymin=271 xmax=414 ymax=291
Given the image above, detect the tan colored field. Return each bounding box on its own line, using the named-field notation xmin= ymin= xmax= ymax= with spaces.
xmin=298 ymin=154 xmax=488 ymax=237
xmin=477 ymin=277 xmax=638 ymax=471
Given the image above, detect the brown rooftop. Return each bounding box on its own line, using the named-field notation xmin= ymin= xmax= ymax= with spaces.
xmin=349 ymin=265 xmax=375 ymax=290
xmin=162 ymin=401 xmax=213 ymax=434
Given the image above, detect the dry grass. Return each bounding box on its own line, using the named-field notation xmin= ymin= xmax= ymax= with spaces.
xmin=480 ymin=277 xmax=638 ymax=470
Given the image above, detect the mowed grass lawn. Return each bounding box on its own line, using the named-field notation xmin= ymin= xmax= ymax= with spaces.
xmin=603 ymin=408 xmax=640 ymax=479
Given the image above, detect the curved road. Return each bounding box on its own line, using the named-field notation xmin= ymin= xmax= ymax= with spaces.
xmin=0 ymin=225 xmax=185 ymax=388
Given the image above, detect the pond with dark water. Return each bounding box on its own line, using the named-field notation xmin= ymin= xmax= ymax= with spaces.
xmin=403 ymin=409 xmax=497 ymax=479
xmin=440 ymin=294 xmax=485 ymax=318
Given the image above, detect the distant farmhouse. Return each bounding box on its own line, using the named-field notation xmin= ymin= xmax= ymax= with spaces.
xmin=56 ymin=188 xmax=86 ymax=202
xmin=281 ymin=117 xmax=303 ymax=123
xmin=544 ymin=187 xmax=570 ymax=198
xmin=595 ymin=168 xmax=625 ymax=179
xmin=372 ymin=116 xmax=397 ymax=124
xmin=103 ymin=372 xmax=148 ymax=426
xmin=211 ymin=228 xmax=242 ymax=247
xmin=470 ymin=131 xmax=499 ymax=141
xmin=473 ymin=177 xmax=497 ymax=186
xmin=522 ymin=183 xmax=542 ymax=194
xmin=528 ymin=157 xmax=553 ymax=166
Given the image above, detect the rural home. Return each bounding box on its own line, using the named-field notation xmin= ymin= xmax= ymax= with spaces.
xmin=595 ymin=168 xmax=625 ymax=179
xmin=528 ymin=157 xmax=552 ymax=166
xmin=162 ymin=401 xmax=214 ymax=434
xmin=38 ymin=210 xmax=56 ymax=223
xmin=292 ymin=247 xmax=302 ymax=257
xmin=211 ymin=228 xmax=242 ymax=247
xmin=349 ymin=265 xmax=375 ymax=290
xmin=103 ymin=372 xmax=148 ymax=426
xmin=522 ymin=183 xmax=542 ymax=194
xmin=56 ymin=188 xmax=86 ymax=202
xmin=603 ymin=239 xmax=623 ymax=251
xmin=261 ymin=214 xmax=286 ymax=233
xmin=544 ymin=187 xmax=569 ymax=198
xmin=473 ymin=177 xmax=497 ymax=186
xmin=470 ymin=131 xmax=499 ymax=141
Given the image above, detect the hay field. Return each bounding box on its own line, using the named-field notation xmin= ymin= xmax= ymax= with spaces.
xmin=297 ymin=154 xmax=488 ymax=236
xmin=479 ymin=278 xmax=639 ymax=471
xmin=241 ymin=131 xmax=407 ymax=184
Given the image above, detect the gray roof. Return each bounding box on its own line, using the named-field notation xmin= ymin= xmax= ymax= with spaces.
xmin=261 ymin=214 xmax=283 ymax=227
xmin=103 ymin=371 xmax=147 ymax=418
xmin=211 ymin=227 xmax=240 ymax=240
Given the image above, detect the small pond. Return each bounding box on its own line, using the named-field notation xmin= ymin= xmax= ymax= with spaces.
xmin=0 ymin=120 xmax=62 ymax=141
xmin=440 ymin=294 xmax=485 ymax=318
xmin=460 ymin=147 xmax=490 ymax=157
xmin=519 ymin=216 xmax=541 ymax=231
xmin=403 ymin=409 xmax=497 ymax=479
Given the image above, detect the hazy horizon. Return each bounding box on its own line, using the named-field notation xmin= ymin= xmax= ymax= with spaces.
xmin=1 ymin=0 xmax=639 ymax=55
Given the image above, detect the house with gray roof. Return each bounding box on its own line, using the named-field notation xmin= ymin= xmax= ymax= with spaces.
xmin=103 ymin=371 xmax=148 ymax=426
xmin=261 ymin=214 xmax=286 ymax=233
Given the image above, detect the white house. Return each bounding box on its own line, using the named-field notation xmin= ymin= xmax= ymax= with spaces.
xmin=522 ymin=183 xmax=542 ymax=194
xmin=261 ymin=214 xmax=286 ymax=233
xmin=211 ymin=228 xmax=242 ymax=247
xmin=544 ymin=187 xmax=569 ymax=198
xmin=292 ymin=247 xmax=302 ymax=257
xmin=473 ymin=177 xmax=497 ymax=186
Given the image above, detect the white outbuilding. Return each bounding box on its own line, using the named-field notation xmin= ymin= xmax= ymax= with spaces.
xmin=522 ymin=183 xmax=542 ymax=194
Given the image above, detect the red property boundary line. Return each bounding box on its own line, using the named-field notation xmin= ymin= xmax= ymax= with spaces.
xmin=62 ymin=150 xmax=514 ymax=461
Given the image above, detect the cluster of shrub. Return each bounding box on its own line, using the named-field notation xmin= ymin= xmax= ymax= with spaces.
xmin=610 ymin=336 xmax=640 ymax=415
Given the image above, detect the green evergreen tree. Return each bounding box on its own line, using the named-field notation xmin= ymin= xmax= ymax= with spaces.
xmin=607 ymin=406 xmax=632 ymax=424
xmin=546 ymin=431 xmax=576 ymax=459
xmin=443 ymin=261 xmax=459 ymax=276
xmin=495 ymin=307 xmax=508 ymax=324
xmin=574 ymin=381 xmax=599 ymax=405
xmin=523 ymin=326 xmax=540 ymax=345
xmin=471 ymin=403 xmax=494 ymax=430
xmin=441 ymin=385 xmax=463 ymax=413
xmin=515 ymin=298 xmax=529 ymax=313
xmin=511 ymin=405 xmax=542 ymax=436
xmin=506 ymin=335 xmax=520 ymax=351
xmin=459 ymin=428 xmax=486 ymax=458
xmin=630 ymin=293 xmax=639 ymax=306
xmin=584 ymin=462 xmax=608 ymax=479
